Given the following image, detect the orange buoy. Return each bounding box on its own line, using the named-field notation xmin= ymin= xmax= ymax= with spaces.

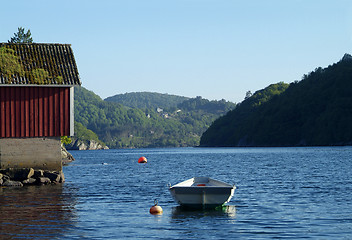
xmin=150 ymin=199 xmax=163 ymax=215
xmin=138 ymin=156 xmax=147 ymax=163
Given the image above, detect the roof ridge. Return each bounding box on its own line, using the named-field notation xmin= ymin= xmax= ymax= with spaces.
xmin=1 ymin=42 xmax=72 ymax=46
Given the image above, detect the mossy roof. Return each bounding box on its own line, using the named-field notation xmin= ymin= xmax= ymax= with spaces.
xmin=0 ymin=43 xmax=81 ymax=86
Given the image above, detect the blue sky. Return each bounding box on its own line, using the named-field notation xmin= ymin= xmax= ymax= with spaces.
xmin=1 ymin=0 xmax=352 ymax=103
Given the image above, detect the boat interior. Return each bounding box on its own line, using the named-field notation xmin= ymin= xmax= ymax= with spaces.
xmin=172 ymin=177 xmax=233 ymax=188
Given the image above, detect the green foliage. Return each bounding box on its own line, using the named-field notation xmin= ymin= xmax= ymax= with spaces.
xmin=74 ymin=121 xmax=102 ymax=142
xmin=0 ymin=47 xmax=24 ymax=82
xmin=200 ymin=55 xmax=352 ymax=147
xmin=74 ymin=87 xmax=236 ymax=148
xmin=105 ymin=92 xmax=189 ymax=109
xmin=30 ymin=68 xmax=50 ymax=84
xmin=200 ymin=82 xmax=289 ymax=146
xmin=61 ymin=136 xmax=72 ymax=145
xmin=244 ymin=90 xmax=252 ymax=100
xmin=66 ymin=121 xmax=106 ymax=148
xmin=177 ymin=96 xmax=235 ymax=114
xmin=9 ymin=27 xmax=33 ymax=43
xmin=55 ymin=75 xmax=63 ymax=84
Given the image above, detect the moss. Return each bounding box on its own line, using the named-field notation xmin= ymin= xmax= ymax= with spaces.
xmin=0 ymin=46 xmax=64 ymax=85
xmin=30 ymin=68 xmax=50 ymax=84
xmin=0 ymin=47 xmax=25 ymax=83
xmin=55 ymin=75 xmax=63 ymax=84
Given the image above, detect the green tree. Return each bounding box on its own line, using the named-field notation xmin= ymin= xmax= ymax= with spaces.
xmin=201 ymin=54 xmax=352 ymax=147
xmin=9 ymin=27 xmax=33 ymax=43
xmin=245 ymin=90 xmax=252 ymax=100
xmin=74 ymin=86 xmax=236 ymax=148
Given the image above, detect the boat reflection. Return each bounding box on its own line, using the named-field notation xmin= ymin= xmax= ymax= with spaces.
xmin=0 ymin=184 xmax=77 ymax=239
xmin=171 ymin=205 xmax=236 ymax=220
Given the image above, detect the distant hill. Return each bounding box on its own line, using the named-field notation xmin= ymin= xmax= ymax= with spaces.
xmin=178 ymin=96 xmax=236 ymax=115
xmin=74 ymin=87 xmax=236 ymax=148
xmin=104 ymin=92 xmax=189 ymax=109
xmin=200 ymin=54 xmax=352 ymax=147
xmin=65 ymin=121 xmax=108 ymax=150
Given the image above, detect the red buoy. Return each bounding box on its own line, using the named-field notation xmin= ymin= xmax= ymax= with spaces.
xmin=138 ymin=156 xmax=147 ymax=163
xmin=150 ymin=200 xmax=163 ymax=215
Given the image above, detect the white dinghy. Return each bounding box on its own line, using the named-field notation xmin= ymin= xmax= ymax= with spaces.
xmin=169 ymin=177 xmax=236 ymax=209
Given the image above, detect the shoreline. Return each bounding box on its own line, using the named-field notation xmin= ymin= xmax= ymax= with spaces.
xmin=0 ymin=168 xmax=65 ymax=187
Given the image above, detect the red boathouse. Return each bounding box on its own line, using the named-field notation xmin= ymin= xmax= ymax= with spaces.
xmin=0 ymin=43 xmax=81 ymax=171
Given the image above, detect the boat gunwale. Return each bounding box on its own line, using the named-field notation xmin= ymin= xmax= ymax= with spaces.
xmin=169 ymin=177 xmax=235 ymax=189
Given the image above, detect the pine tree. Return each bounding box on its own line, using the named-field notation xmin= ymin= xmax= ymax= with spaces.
xmin=9 ymin=27 xmax=33 ymax=43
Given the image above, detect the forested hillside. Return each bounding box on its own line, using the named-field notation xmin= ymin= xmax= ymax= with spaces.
xmin=74 ymin=87 xmax=235 ymax=148
xmin=104 ymin=92 xmax=189 ymax=109
xmin=200 ymin=54 xmax=352 ymax=147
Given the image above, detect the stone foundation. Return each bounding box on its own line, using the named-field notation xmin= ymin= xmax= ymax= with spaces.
xmin=0 ymin=137 xmax=62 ymax=171
xmin=0 ymin=168 xmax=65 ymax=187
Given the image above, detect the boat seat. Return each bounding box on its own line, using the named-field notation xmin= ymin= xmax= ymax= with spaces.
xmin=192 ymin=177 xmax=210 ymax=186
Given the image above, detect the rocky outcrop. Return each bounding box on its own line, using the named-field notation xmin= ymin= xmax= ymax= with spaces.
xmin=0 ymin=168 xmax=65 ymax=187
xmin=61 ymin=145 xmax=75 ymax=165
xmin=65 ymin=139 xmax=109 ymax=150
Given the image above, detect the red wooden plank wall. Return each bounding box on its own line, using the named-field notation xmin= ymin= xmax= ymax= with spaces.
xmin=0 ymin=87 xmax=70 ymax=138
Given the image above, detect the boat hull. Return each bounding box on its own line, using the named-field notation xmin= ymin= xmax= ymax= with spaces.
xmin=169 ymin=177 xmax=235 ymax=209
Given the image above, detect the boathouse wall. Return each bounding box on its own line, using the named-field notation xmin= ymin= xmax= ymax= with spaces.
xmin=0 ymin=86 xmax=74 ymax=138
xmin=0 ymin=137 xmax=62 ymax=171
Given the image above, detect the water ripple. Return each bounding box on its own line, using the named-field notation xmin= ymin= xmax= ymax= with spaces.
xmin=1 ymin=147 xmax=352 ymax=239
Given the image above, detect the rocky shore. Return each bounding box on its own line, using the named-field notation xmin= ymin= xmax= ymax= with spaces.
xmin=61 ymin=145 xmax=75 ymax=165
xmin=65 ymin=139 xmax=109 ymax=150
xmin=0 ymin=144 xmax=102 ymax=188
xmin=0 ymin=168 xmax=65 ymax=187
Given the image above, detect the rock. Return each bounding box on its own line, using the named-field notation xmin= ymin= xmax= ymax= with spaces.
xmin=61 ymin=145 xmax=75 ymax=165
xmin=0 ymin=168 xmax=66 ymax=187
xmin=66 ymin=139 xmax=109 ymax=150
xmin=37 ymin=177 xmax=51 ymax=185
xmin=33 ymin=170 xmax=44 ymax=178
xmin=44 ymin=171 xmax=60 ymax=183
xmin=88 ymin=140 xmax=109 ymax=150
xmin=22 ymin=178 xmax=37 ymax=185
xmin=76 ymin=140 xmax=87 ymax=150
xmin=5 ymin=168 xmax=34 ymax=181
xmin=3 ymin=180 xmax=23 ymax=187
xmin=59 ymin=171 xmax=65 ymax=183
xmin=65 ymin=139 xmax=87 ymax=150
xmin=2 ymin=175 xmax=10 ymax=181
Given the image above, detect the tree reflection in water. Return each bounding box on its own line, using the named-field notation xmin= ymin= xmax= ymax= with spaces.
xmin=0 ymin=184 xmax=77 ymax=239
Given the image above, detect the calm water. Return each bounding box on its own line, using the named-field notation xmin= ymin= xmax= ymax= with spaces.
xmin=1 ymin=147 xmax=352 ymax=239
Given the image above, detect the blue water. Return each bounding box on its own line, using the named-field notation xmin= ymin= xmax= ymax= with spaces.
xmin=1 ymin=147 xmax=352 ymax=239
